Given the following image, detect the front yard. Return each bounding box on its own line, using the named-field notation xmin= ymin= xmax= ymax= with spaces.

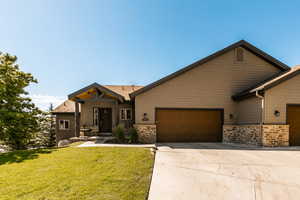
xmin=0 ymin=145 xmax=154 ymax=200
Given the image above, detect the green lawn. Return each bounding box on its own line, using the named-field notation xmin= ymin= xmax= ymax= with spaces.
xmin=0 ymin=146 xmax=154 ymax=200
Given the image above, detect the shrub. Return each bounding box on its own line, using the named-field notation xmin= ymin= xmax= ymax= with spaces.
xmin=128 ymin=128 xmax=138 ymax=144
xmin=113 ymin=124 xmax=125 ymax=143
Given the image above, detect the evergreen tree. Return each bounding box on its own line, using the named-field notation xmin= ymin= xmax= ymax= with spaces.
xmin=0 ymin=52 xmax=43 ymax=149
xmin=48 ymin=103 xmax=56 ymax=147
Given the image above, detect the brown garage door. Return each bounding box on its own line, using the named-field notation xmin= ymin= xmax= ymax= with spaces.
xmin=287 ymin=105 xmax=300 ymax=146
xmin=156 ymin=108 xmax=223 ymax=142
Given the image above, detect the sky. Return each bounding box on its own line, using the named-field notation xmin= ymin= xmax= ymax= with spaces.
xmin=1 ymin=0 xmax=300 ymax=110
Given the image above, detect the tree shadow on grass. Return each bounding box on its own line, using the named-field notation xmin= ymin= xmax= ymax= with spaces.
xmin=0 ymin=148 xmax=56 ymax=165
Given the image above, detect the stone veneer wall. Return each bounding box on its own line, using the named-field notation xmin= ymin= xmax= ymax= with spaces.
xmin=223 ymin=124 xmax=290 ymax=147
xmin=223 ymin=125 xmax=262 ymax=145
xmin=262 ymin=125 xmax=289 ymax=147
xmin=134 ymin=124 xmax=156 ymax=144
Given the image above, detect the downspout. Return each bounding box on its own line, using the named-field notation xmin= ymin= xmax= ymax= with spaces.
xmin=256 ymin=90 xmax=264 ymax=143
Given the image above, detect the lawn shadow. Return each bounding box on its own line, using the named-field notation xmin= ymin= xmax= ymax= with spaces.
xmin=0 ymin=148 xmax=56 ymax=165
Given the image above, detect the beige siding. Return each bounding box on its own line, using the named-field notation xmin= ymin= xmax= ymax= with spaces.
xmin=135 ymin=48 xmax=281 ymax=124
xmin=55 ymin=113 xmax=75 ymax=141
xmin=264 ymin=74 xmax=300 ymax=123
xmin=237 ymin=97 xmax=262 ymax=124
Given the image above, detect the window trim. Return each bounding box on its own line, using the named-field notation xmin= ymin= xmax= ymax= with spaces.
xmin=59 ymin=119 xmax=70 ymax=130
xmin=120 ymin=108 xmax=132 ymax=120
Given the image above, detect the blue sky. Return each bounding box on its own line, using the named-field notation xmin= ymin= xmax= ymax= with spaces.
xmin=1 ymin=0 xmax=300 ymax=110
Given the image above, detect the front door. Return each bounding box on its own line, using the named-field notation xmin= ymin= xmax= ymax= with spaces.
xmin=99 ymin=108 xmax=112 ymax=132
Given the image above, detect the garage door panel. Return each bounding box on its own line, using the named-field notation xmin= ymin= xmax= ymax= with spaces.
xmin=156 ymin=109 xmax=223 ymax=142
xmin=287 ymin=105 xmax=300 ymax=146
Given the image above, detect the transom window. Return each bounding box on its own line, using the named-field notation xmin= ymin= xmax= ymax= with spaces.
xmin=120 ymin=108 xmax=132 ymax=120
xmin=59 ymin=120 xmax=70 ymax=130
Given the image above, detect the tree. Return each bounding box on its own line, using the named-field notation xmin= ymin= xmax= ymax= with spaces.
xmin=47 ymin=103 xmax=56 ymax=147
xmin=0 ymin=52 xmax=43 ymax=149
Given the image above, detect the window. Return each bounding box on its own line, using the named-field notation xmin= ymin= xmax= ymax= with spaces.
xmin=236 ymin=47 xmax=244 ymax=62
xmin=93 ymin=107 xmax=99 ymax=125
xmin=120 ymin=108 xmax=132 ymax=120
xmin=59 ymin=120 xmax=70 ymax=130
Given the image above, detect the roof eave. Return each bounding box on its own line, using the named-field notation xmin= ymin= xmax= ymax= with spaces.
xmin=68 ymin=82 xmax=125 ymax=102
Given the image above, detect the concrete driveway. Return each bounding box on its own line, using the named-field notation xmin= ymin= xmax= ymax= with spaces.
xmin=148 ymin=143 xmax=300 ymax=200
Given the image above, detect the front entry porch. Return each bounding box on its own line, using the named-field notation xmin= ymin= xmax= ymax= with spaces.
xmin=68 ymin=83 xmax=134 ymax=137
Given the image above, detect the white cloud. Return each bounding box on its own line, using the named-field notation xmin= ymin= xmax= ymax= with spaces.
xmin=29 ymin=94 xmax=66 ymax=111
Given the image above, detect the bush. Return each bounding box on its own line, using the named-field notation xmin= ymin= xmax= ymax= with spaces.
xmin=113 ymin=124 xmax=125 ymax=143
xmin=128 ymin=128 xmax=138 ymax=144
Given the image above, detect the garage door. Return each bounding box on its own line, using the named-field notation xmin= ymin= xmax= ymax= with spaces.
xmin=156 ymin=108 xmax=223 ymax=142
xmin=287 ymin=105 xmax=300 ymax=146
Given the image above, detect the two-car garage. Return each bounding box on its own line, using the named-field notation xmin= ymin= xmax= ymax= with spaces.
xmin=155 ymin=106 xmax=300 ymax=145
xmin=156 ymin=108 xmax=223 ymax=142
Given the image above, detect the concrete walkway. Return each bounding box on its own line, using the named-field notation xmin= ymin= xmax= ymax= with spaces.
xmin=77 ymin=141 xmax=155 ymax=148
xmin=148 ymin=143 xmax=300 ymax=200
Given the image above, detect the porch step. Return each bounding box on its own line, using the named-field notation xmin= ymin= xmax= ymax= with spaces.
xmin=99 ymin=132 xmax=113 ymax=136
xmin=69 ymin=135 xmax=115 ymax=143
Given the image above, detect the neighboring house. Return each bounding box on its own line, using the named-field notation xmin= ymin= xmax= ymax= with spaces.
xmin=54 ymin=40 xmax=300 ymax=147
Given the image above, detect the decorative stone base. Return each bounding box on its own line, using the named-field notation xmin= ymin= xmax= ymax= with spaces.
xmin=134 ymin=124 xmax=156 ymax=144
xmin=223 ymin=125 xmax=262 ymax=145
xmin=223 ymin=124 xmax=289 ymax=147
xmin=262 ymin=125 xmax=289 ymax=147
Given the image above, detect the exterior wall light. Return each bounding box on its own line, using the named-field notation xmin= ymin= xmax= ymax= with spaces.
xmin=142 ymin=113 xmax=149 ymax=121
xmin=274 ymin=110 xmax=280 ymax=117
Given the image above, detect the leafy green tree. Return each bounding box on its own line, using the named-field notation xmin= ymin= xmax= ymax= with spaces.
xmin=0 ymin=52 xmax=43 ymax=149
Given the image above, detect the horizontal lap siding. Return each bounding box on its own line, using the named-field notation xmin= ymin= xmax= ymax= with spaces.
xmin=55 ymin=113 xmax=75 ymax=141
xmin=264 ymin=74 xmax=300 ymax=123
xmin=135 ymin=48 xmax=280 ymax=124
xmin=237 ymin=97 xmax=262 ymax=124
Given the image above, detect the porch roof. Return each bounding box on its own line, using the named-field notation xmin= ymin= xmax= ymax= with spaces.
xmin=68 ymin=83 xmax=143 ymax=102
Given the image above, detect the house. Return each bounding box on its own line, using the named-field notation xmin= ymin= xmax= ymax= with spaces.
xmin=53 ymin=40 xmax=300 ymax=147
xmin=53 ymin=85 xmax=143 ymax=141
xmin=52 ymin=100 xmax=81 ymax=142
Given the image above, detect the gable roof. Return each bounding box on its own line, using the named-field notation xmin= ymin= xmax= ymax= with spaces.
xmin=130 ymin=40 xmax=290 ymax=98
xmin=68 ymin=83 xmax=143 ymax=101
xmin=233 ymin=66 xmax=300 ymax=100
xmin=52 ymin=100 xmax=80 ymax=114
